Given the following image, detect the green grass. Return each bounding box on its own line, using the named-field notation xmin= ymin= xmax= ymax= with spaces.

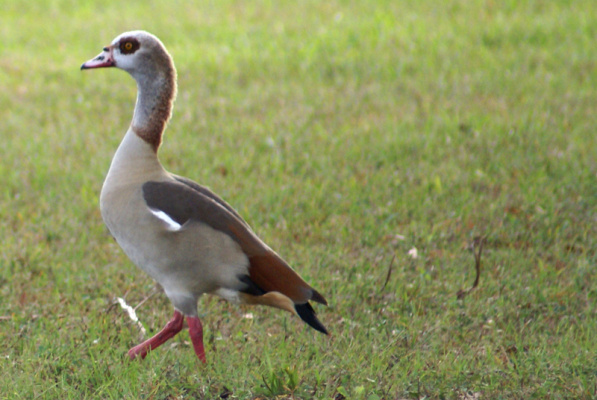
xmin=1 ymin=0 xmax=596 ymax=398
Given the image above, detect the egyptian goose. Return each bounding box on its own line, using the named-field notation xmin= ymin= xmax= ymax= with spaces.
xmin=81 ymin=31 xmax=328 ymax=363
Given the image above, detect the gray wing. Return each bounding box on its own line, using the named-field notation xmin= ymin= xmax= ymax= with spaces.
xmin=143 ymin=179 xmax=328 ymax=308
xmin=171 ymin=174 xmax=250 ymax=227
xmin=142 ymin=179 xmax=263 ymax=255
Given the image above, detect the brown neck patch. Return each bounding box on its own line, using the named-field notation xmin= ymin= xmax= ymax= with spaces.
xmin=132 ymin=124 xmax=164 ymax=153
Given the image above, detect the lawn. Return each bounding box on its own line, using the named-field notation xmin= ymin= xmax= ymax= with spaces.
xmin=0 ymin=0 xmax=595 ymax=398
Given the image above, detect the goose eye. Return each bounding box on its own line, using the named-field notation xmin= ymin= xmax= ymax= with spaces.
xmin=119 ymin=39 xmax=139 ymax=54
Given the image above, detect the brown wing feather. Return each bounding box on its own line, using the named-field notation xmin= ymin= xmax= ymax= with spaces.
xmin=225 ymin=218 xmax=327 ymax=305
xmin=249 ymin=253 xmax=314 ymax=304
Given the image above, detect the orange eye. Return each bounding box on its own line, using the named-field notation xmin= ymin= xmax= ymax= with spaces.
xmin=119 ymin=38 xmax=139 ymax=54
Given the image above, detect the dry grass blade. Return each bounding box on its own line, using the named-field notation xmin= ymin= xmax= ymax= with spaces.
xmin=381 ymin=254 xmax=396 ymax=292
xmin=457 ymin=236 xmax=485 ymax=299
xmin=471 ymin=236 xmax=484 ymax=289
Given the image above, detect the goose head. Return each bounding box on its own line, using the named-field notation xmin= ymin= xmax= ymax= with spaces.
xmin=81 ymin=31 xmax=177 ymax=150
xmin=81 ymin=31 xmax=174 ymax=80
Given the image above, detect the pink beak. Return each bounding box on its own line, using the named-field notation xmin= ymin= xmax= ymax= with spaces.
xmin=81 ymin=46 xmax=115 ymax=70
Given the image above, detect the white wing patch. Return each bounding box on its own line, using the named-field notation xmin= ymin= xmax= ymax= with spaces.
xmin=149 ymin=207 xmax=183 ymax=231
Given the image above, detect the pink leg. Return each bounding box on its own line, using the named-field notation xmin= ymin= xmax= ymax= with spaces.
xmin=128 ymin=310 xmax=184 ymax=360
xmin=187 ymin=316 xmax=206 ymax=363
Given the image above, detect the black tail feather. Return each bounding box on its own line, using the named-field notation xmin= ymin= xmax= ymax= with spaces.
xmin=239 ymin=274 xmax=329 ymax=335
xmin=238 ymin=274 xmax=266 ymax=296
xmin=295 ymin=303 xmax=329 ymax=335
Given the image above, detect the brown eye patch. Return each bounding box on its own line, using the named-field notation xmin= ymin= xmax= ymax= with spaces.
xmin=119 ymin=38 xmax=140 ymax=54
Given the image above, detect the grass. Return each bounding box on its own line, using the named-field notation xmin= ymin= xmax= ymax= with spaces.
xmin=0 ymin=0 xmax=596 ymax=398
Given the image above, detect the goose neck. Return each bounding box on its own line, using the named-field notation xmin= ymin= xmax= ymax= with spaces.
xmin=131 ymin=67 xmax=176 ymax=153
